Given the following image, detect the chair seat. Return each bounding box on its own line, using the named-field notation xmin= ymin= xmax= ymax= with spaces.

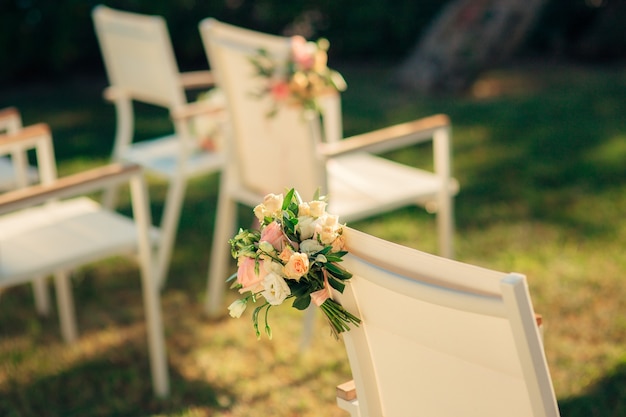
xmin=0 ymin=156 xmax=39 ymax=191
xmin=328 ymin=153 xmax=459 ymax=222
xmin=121 ymin=135 xmax=225 ymax=180
xmin=0 ymin=197 xmax=159 ymax=285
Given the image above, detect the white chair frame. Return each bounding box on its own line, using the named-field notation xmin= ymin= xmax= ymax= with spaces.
xmin=0 ymin=124 xmax=169 ymax=397
xmin=93 ymin=5 xmax=226 ymax=288
xmin=334 ymin=227 xmax=560 ymax=417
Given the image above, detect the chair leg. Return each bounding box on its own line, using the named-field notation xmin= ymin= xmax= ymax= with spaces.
xmin=53 ymin=271 xmax=78 ymax=343
xmin=205 ymin=191 xmax=237 ymax=317
xmin=32 ymin=276 xmax=50 ymax=316
xmin=336 ymin=398 xmax=361 ymax=417
xmin=130 ymin=174 xmax=170 ymax=397
xmin=139 ymin=259 xmax=170 ymax=398
xmin=155 ymin=177 xmax=188 ymax=289
xmin=437 ymin=192 xmax=455 ymax=259
xmin=299 ymin=305 xmax=317 ymax=351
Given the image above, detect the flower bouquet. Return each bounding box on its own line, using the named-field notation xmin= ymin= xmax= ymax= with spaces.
xmin=249 ymin=36 xmax=347 ymax=117
xmin=227 ymin=188 xmax=360 ymax=339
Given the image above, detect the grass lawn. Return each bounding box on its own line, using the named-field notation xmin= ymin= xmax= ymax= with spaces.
xmin=1 ymin=60 xmax=625 ymax=416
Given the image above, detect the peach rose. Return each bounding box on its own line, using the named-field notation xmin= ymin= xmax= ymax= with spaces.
xmin=283 ymin=252 xmax=309 ymax=281
xmin=291 ymin=36 xmax=315 ymax=70
xmin=331 ymin=233 xmax=346 ymax=252
xmin=279 ymin=246 xmax=295 ymax=263
xmin=237 ymin=257 xmax=266 ymax=293
xmin=261 ymin=221 xmax=287 ymax=251
xmin=270 ymin=80 xmax=290 ymax=101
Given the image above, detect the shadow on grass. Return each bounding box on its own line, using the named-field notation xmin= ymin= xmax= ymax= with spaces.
xmin=559 ymin=360 xmax=626 ymax=417
xmin=0 ymin=354 xmax=233 ymax=417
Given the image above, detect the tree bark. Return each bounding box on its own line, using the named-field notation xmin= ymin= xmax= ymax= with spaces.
xmin=395 ymin=0 xmax=547 ymax=94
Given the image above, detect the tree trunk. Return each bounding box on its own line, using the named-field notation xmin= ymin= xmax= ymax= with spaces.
xmin=395 ymin=0 xmax=547 ymax=94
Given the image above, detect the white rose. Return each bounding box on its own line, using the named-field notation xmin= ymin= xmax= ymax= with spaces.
xmin=228 ymin=299 xmax=247 ymax=318
xmin=253 ymin=204 xmax=265 ymax=221
xmin=320 ymin=225 xmax=338 ymax=245
xmin=308 ymin=200 xmax=326 ymax=218
xmin=263 ymin=193 xmax=283 ymax=216
xmin=298 ymin=202 xmax=310 ymax=216
xmin=263 ymin=259 xmax=284 ymax=275
xmin=324 ymin=214 xmax=339 ymax=227
xmin=300 ymin=239 xmax=324 ymax=254
xmin=297 ymin=216 xmax=318 ymax=240
xmin=253 ymin=193 xmax=284 ymax=220
xmin=262 ymin=272 xmax=291 ymax=305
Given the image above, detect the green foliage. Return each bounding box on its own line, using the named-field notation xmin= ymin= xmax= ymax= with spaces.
xmin=3 ymin=0 xmax=620 ymax=85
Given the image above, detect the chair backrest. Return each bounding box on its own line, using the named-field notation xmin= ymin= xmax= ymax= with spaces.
xmin=92 ymin=5 xmax=186 ymax=109
xmin=0 ymin=123 xmax=57 ymax=187
xmin=0 ymin=107 xmax=30 ymax=190
xmin=0 ymin=107 xmax=22 ymax=133
xmin=199 ymin=18 xmax=327 ymax=199
xmin=336 ymin=227 xmax=560 ymax=417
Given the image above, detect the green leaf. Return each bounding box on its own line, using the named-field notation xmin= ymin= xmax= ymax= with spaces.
xmin=292 ymin=295 xmax=312 ymax=310
xmin=327 ymin=275 xmax=346 ymax=293
xmin=283 ymin=188 xmax=295 ymax=210
xmin=325 ymin=262 xmax=353 ymax=280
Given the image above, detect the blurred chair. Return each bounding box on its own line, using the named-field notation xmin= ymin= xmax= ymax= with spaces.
xmin=0 ymin=107 xmax=38 ymax=190
xmin=198 ymin=18 xmax=459 ymax=317
xmin=92 ymin=5 xmax=226 ymax=288
xmin=0 ymin=107 xmax=50 ymax=316
xmin=0 ymin=123 xmax=169 ymax=397
xmin=334 ymin=227 xmax=560 ymax=417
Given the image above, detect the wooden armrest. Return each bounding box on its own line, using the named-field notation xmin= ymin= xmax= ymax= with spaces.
xmin=0 ymin=106 xmax=20 ymax=122
xmin=170 ymin=100 xmax=226 ymax=121
xmin=337 ymin=379 xmax=357 ymax=402
xmin=0 ymin=123 xmax=50 ymax=150
xmin=0 ymin=106 xmax=23 ymax=134
xmin=103 ymin=86 xmax=128 ymax=102
xmin=0 ymin=163 xmax=142 ymax=215
xmin=318 ymin=114 xmax=450 ymax=158
xmin=179 ymin=70 xmax=215 ymax=89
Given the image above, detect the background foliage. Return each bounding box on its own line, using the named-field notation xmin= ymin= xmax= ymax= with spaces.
xmin=1 ymin=0 xmax=623 ymax=85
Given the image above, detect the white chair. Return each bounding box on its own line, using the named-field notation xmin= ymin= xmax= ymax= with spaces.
xmin=0 ymin=123 xmax=169 ymax=397
xmin=198 ymin=18 xmax=459 ymax=317
xmin=92 ymin=5 xmax=227 ymax=288
xmin=0 ymin=107 xmax=50 ymax=316
xmin=0 ymin=107 xmax=38 ymax=190
xmin=334 ymin=227 xmax=560 ymax=417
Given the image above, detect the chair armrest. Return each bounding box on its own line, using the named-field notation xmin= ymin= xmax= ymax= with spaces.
xmin=0 ymin=163 xmax=142 ymax=215
xmin=0 ymin=107 xmax=20 ymax=124
xmin=0 ymin=106 xmax=23 ymax=134
xmin=102 ymin=86 xmax=128 ymax=102
xmin=179 ymin=70 xmax=215 ymax=89
xmin=0 ymin=123 xmax=49 ymax=150
xmin=337 ymin=379 xmax=357 ymax=402
xmin=170 ymin=100 xmax=226 ymax=121
xmin=318 ymin=114 xmax=450 ymax=158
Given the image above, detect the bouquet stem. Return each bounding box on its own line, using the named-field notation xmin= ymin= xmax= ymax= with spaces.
xmin=319 ymin=298 xmax=361 ymax=338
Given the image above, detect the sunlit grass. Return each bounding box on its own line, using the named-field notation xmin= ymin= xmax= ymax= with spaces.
xmin=1 ymin=61 xmax=625 ymax=416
